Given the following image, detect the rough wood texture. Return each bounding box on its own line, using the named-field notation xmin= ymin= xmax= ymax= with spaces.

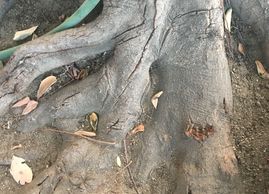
xmin=0 ymin=0 xmax=243 ymax=193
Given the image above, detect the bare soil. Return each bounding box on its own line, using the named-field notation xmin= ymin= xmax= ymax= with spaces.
xmin=227 ymin=16 xmax=269 ymax=194
xmin=0 ymin=0 xmax=81 ymax=193
xmin=0 ymin=0 xmax=82 ymax=50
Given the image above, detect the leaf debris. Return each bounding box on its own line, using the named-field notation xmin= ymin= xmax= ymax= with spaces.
xmin=37 ymin=76 xmax=57 ymax=99
xmin=116 ymin=156 xmax=122 ymax=167
xmin=130 ymin=124 xmax=145 ymax=135
xmin=255 ymin=60 xmax=269 ymax=79
xmin=88 ymin=112 xmax=98 ymax=132
xmin=22 ymin=100 xmax=38 ymax=115
xmin=10 ymin=155 xmax=33 ymax=185
xmin=185 ymin=119 xmax=214 ymax=142
xmin=238 ymin=42 xmax=246 ymax=55
xmin=224 ymin=8 xmax=232 ymax=32
xmin=13 ymin=26 xmax=38 ymax=41
xmin=151 ymin=91 xmax=163 ymax=109
xmin=12 ymin=97 xmax=30 ymax=108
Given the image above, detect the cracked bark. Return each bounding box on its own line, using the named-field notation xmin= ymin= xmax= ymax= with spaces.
xmin=0 ymin=0 xmax=243 ymax=193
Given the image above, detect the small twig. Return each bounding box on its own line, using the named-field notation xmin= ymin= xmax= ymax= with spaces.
xmin=116 ymin=160 xmax=133 ymax=174
xmin=110 ymin=126 xmax=122 ymax=130
xmin=106 ymin=119 xmax=121 ymax=134
xmin=40 ymin=128 xmax=116 ymax=145
xmin=123 ymin=136 xmax=139 ymax=194
xmin=37 ymin=176 xmax=49 ymax=186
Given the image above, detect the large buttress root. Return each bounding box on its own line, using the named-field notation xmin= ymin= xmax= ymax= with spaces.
xmin=0 ymin=0 xmax=242 ymax=193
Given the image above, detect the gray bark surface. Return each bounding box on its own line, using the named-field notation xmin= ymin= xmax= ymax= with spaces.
xmin=0 ymin=0 xmax=244 ymax=193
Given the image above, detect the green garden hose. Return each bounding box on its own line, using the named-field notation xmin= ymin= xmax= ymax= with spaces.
xmin=0 ymin=0 xmax=100 ymax=61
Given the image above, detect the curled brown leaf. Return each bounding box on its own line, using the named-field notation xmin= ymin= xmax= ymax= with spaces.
xmin=151 ymin=91 xmax=163 ymax=109
xmin=13 ymin=26 xmax=38 ymax=41
xmin=77 ymin=69 xmax=88 ymax=80
xmin=185 ymin=121 xmax=214 ymax=142
xmin=12 ymin=97 xmax=30 ymax=108
xmin=224 ymin=8 xmax=232 ymax=32
xmin=37 ymin=76 xmax=57 ymax=99
xmin=255 ymin=60 xmax=269 ymax=79
xmin=88 ymin=112 xmax=98 ymax=132
xmin=238 ymin=42 xmax=246 ymax=55
xmin=22 ymin=100 xmax=38 ymax=115
xmin=130 ymin=124 xmax=145 ymax=135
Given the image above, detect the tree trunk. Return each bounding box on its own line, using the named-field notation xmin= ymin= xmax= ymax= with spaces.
xmin=3 ymin=0 xmax=267 ymax=193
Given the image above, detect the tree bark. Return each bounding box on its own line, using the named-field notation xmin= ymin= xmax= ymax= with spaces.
xmin=0 ymin=0 xmax=246 ymax=193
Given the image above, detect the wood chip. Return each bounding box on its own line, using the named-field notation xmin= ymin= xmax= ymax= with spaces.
xmin=74 ymin=130 xmax=96 ymax=137
xmin=130 ymin=124 xmax=145 ymax=135
xmin=255 ymin=60 xmax=269 ymax=79
xmin=37 ymin=76 xmax=57 ymax=99
xmin=116 ymin=156 xmax=122 ymax=167
xmin=22 ymin=100 xmax=38 ymax=115
xmin=224 ymin=8 xmax=232 ymax=32
xmin=238 ymin=42 xmax=245 ymax=55
xmin=151 ymin=91 xmax=163 ymax=109
xmin=12 ymin=97 xmax=30 ymax=108
xmin=13 ymin=26 xmax=38 ymax=41
xmin=10 ymin=155 xmax=33 ymax=185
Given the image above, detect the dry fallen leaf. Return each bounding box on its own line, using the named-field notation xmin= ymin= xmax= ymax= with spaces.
xmin=12 ymin=97 xmax=30 ymax=108
xmin=77 ymin=69 xmax=88 ymax=80
xmin=74 ymin=130 xmax=96 ymax=137
xmin=37 ymin=76 xmax=57 ymax=99
xmin=10 ymin=155 xmax=33 ymax=185
xmin=13 ymin=26 xmax=38 ymax=41
xmin=88 ymin=112 xmax=98 ymax=132
xmin=224 ymin=8 xmax=232 ymax=32
xmin=238 ymin=42 xmax=246 ymax=55
xmin=255 ymin=60 xmax=269 ymax=79
xmin=185 ymin=120 xmax=214 ymax=142
xmin=22 ymin=100 xmax=38 ymax=115
xmin=151 ymin=91 xmax=163 ymax=109
xmin=116 ymin=156 xmax=122 ymax=167
xmin=130 ymin=124 xmax=145 ymax=135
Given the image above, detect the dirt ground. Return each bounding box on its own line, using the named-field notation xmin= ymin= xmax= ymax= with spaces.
xmin=0 ymin=1 xmax=268 ymax=194
xmin=0 ymin=0 xmax=81 ymax=193
xmin=0 ymin=0 xmax=83 ymax=50
xmin=227 ymin=16 xmax=269 ymax=194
